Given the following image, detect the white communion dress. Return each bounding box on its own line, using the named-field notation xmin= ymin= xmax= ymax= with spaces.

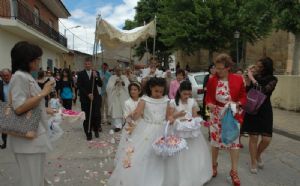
xmin=170 ymin=98 xmax=212 ymax=186
xmin=108 ymin=96 xmax=212 ymax=186
xmin=114 ymin=97 xmax=140 ymax=166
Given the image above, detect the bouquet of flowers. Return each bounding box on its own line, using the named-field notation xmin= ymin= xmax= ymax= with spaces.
xmin=153 ymin=121 xmax=188 ymax=157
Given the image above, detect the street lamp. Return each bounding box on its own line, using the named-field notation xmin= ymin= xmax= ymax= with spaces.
xmin=64 ymin=25 xmax=81 ymax=50
xmin=234 ymin=31 xmax=240 ymax=65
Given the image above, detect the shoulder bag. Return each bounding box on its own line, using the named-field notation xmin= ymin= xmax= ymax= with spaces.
xmin=0 ymin=82 xmax=41 ymax=139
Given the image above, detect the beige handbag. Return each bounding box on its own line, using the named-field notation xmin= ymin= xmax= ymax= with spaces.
xmin=0 ymin=86 xmax=41 ymax=139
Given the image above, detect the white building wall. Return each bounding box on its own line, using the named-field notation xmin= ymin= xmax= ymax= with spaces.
xmin=0 ymin=28 xmax=20 ymax=69
xmin=41 ymin=47 xmax=60 ymax=71
xmin=0 ymin=28 xmax=61 ymax=71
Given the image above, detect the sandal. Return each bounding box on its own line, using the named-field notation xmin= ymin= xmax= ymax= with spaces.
xmin=257 ymin=159 xmax=264 ymax=169
xmin=250 ymin=162 xmax=258 ymax=174
xmin=230 ymin=170 xmax=241 ymax=186
xmin=250 ymin=167 xmax=258 ymax=174
xmin=212 ymin=163 xmax=218 ymax=177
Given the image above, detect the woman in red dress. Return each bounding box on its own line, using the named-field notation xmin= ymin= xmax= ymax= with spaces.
xmin=205 ymin=54 xmax=247 ymax=186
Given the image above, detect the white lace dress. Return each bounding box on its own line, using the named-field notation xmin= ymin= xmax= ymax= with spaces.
xmin=114 ymin=98 xmax=140 ymax=166
xmin=170 ymin=98 xmax=212 ymax=186
xmin=108 ymin=96 xmax=211 ymax=186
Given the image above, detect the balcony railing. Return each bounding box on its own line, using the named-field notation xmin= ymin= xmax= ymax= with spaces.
xmin=10 ymin=1 xmax=67 ymax=47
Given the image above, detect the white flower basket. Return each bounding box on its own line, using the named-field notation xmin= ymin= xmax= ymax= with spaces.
xmin=152 ymin=121 xmax=188 ymax=157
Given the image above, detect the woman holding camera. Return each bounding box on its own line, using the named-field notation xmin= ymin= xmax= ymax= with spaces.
xmin=9 ymin=41 xmax=56 ymax=186
xmin=242 ymin=57 xmax=278 ymax=174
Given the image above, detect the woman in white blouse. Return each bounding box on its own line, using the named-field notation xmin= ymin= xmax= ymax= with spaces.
xmin=9 ymin=41 xmax=55 ymax=186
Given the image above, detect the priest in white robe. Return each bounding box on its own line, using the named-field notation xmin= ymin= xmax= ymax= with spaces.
xmin=106 ymin=66 xmax=130 ymax=132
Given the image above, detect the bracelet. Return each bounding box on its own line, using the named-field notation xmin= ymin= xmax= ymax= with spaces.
xmin=37 ymin=94 xmax=43 ymax=98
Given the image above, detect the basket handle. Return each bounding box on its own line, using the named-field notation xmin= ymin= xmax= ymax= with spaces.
xmin=164 ymin=121 xmax=170 ymax=140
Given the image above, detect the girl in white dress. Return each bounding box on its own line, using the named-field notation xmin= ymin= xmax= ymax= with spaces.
xmin=169 ymin=81 xmax=212 ymax=186
xmin=114 ymin=82 xmax=142 ymax=165
xmin=108 ymin=77 xmax=174 ymax=186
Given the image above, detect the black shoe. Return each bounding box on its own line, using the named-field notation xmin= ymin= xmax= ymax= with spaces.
xmin=114 ymin=128 xmax=121 ymax=133
xmin=95 ymin=131 xmax=99 ymax=138
xmin=0 ymin=143 xmax=6 ymax=149
xmin=86 ymin=133 xmax=92 ymax=141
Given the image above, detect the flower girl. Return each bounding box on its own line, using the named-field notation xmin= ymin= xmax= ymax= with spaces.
xmin=47 ymin=92 xmax=63 ymax=141
xmin=108 ymin=78 xmax=211 ymax=186
xmin=169 ymin=81 xmax=212 ymax=185
xmin=108 ymin=77 xmax=173 ymax=186
xmin=114 ymin=82 xmax=142 ymax=166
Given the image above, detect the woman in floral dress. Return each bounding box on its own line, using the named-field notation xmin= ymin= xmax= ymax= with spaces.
xmin=205 ymin=54 xmax=247 ymax=186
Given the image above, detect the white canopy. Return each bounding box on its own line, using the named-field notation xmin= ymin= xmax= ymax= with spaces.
xmin=95 ymin=18 xmax=156 ymax=49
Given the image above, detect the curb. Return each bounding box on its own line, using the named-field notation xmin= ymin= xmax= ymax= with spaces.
xmin=273 ymin=128 xmax=300 ymax=141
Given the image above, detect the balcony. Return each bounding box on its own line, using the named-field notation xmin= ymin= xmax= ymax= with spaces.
xmin=7 ymin=0 xmax=67 ymax=47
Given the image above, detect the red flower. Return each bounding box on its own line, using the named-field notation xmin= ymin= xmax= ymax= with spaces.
xmin=218 ymin=82 xmax=224 ymax=87
xmin=211 ymin=132 xmax=217 ymax=141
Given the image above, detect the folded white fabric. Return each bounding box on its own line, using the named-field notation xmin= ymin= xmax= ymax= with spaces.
xmin=174 ymin=112 xmax=204 ymax=138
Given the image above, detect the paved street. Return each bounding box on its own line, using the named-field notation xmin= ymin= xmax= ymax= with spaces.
xmin=1 ymin=106 xmax=300 ymax=186
xmin=273 ymin=108 xmax=300 ymax=139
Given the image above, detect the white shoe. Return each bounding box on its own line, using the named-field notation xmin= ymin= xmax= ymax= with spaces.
xmin=44 ymin=178 xmax=54 ymax=186
xmin=250 ymin=167 xmax=258 ymax=174
xmin=257 ymin=160 xmax=264 ymax=169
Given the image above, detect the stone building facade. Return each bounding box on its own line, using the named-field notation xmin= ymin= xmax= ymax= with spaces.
xmin=176 ymin=30 xmax=299 ymax=75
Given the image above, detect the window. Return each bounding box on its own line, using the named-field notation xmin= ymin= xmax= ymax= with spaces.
xmin=47 ymin=59 xmax=53 ymax=71
xmin=33 ymin=6 xmax=40 ymax=25
xmin=194 ymin=75 xmax=206 ymax=85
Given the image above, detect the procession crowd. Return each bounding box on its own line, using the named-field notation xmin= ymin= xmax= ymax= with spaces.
xmin=0 ymin=41 xmax=278 ymax=186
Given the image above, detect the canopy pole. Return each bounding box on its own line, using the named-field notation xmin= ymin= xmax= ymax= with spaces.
xmin=88 ymin=14 xmax=101 ymax=134
xmin=144 ymin=20 xmax=149 ymax=64
xmin=130 ymin=46 xmax=134 ymax=70
xmin=152 ymin=15 xmax=157 ymax=59
xmin=101 ymin=42 xmax=104 ymax=66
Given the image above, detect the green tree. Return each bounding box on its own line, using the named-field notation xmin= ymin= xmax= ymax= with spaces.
xmin=159 ymin=0 xmax=273 ymax=64
xmin=272 ymin=0 xmax=300 ymax=33
xmin=272 ymin=0 xmax=300 ymax=75
xmin=123 ymin=19 xmax=137 ymax=30
xmin=229 ymin=0 xmax=273 ymax=65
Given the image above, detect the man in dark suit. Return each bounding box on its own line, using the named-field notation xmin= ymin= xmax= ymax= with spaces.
xmin=0 ymin=69 xmax=12 ymax=149
xmin=77 ymin=58 xmax=102 ymax=141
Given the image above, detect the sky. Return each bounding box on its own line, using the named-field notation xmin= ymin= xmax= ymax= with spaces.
xmin=60 ymin=0 xmax=139 ymax=54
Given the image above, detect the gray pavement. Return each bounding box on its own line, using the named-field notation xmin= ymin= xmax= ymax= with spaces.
xmin=0 ymin=106 xmax=300 ymax=186
xmin=273 ymin=108 xmax=300 ymax=140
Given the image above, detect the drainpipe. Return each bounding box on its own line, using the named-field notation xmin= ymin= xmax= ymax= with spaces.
xmin=9 ymin=0 xmax=18 ymax=18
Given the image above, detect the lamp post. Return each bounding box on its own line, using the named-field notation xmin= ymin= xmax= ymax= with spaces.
xmin=234 ymin=31 xmax=240 ymax=65
xmin=64 ymin=25 xmax=81 ymax=50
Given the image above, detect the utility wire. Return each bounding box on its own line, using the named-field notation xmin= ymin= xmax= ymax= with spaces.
xmin=59 ymin=19 xmax=94 ymax=46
